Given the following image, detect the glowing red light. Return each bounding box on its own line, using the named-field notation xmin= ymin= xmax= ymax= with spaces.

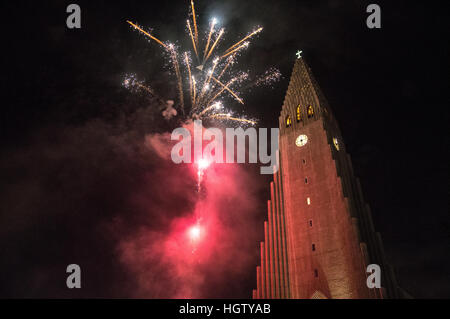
xmin=188 ymin=225 xmax=201 ymax=241
xmin=197 ymin=158 xmax=210 ymax=170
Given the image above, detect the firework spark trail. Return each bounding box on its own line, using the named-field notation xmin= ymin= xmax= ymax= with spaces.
xmin=217 ymin=55 xmax=234 ymax=81
xmin=205 ymin=59 xmax=218 ymax=87
xmin=196 ymin=158 xmax=210 ymax=193
xmin=127 ymin=21 xmax=185 ymax=112
xmin=185 ymin=52 xmax=194 ymax=104
xmin=254 ymin=67 xmax=282 ymax=87
xmin=136 ymin=82 xmax=155 ymax=95
xmin=127 ymin=21 xmax=168 ymax=49
xmin=202 ymin=60 xmax=226 ymax=105
xmin=197 ymin=58 xmax=219 ymax=106
xmin=222 ymin=42 xmax=249 ymax=59
xmin=205 ymin=78 xmax=237 ymax=108
xmin=123 ymin=74 xmax=169 ymax=106
xmin=191 ymin=0 xmax=199 ymax=47
xmin=123 ymin=74 xmax=155 ymax=94
xmin=126 ymin=0 xmax=281 ymax=127
xmin=192 ymin=76 xmax=197 ymax=108
xmin=224 ymin=27 xmax=263 ymax=53
xmin=198 ymin=101 xmax=222 ymax=117
xmin=203 ymin=18 xmax=216 ymax=61
xmin=211 ymin=76 xmax=244 ymax=104
xmin=208 ymin=113 xmax=256 ymax=125
xmin=204 ymin=28 xmax=224 ymax=63
xmin=242 ymin=67 xmax=282 ymax=91
xmin=202 ymin=55 xmax=234 ymax=103
xmin=168 ymin=44 xmax=185 ymax=114
xmin=187 ymin=20 xmax=199 ymax=60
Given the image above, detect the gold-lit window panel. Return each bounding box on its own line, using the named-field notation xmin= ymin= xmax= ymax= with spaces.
xmin=307 ymin=105 xmax=314 ymax=118
xmin=296 ymin=104 xmax=302 ymax=121
xmin=286 ymin=115 xmax=292 ymax=127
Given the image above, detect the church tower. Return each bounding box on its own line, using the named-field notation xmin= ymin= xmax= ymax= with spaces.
xmin=252 ymin=56 xmax=400 ymax=299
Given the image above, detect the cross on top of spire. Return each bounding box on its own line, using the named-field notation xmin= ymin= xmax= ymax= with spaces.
xmin=296 ymin=50 xmax=303 ymax=59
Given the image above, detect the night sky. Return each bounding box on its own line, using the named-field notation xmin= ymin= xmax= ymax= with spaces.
xmin=1 ymin=0 xmax=448 ymax=298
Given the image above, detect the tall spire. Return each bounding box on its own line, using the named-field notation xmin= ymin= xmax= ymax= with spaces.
xmin=254 ymin=55 xmax=401 ymax=299
xmin=279 ymin=55 xmax=331 ymax=133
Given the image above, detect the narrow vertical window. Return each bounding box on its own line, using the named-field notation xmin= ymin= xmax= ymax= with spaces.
xmin=307 ymin=105 xmax=314 ymax=118
xmin=312 ymin=243 xmax=316 ymax=251
xmin=307 ymin=197 xmax=311 ymax=205
xmin=286 ymin=115 xmax=292 ymax=127
xmin=296 ymin=104 xmax=302 ymax=122
xmin=333 ymin=137 xmax=340 ymax=151
xmin=314 ymin=269 xmax=319 ymax=277
xmin=309 ymin=220 xmax=313 ymax=227
xmin=305 ymin=177 xmax=308 ymax=184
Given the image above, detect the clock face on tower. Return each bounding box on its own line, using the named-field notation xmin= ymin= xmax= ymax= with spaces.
xmin=295 ymin=134 xmax=308 ymax=147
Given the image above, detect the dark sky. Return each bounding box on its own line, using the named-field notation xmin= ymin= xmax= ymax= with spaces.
xmin=0 ymin=0 xmax=448 ymax=298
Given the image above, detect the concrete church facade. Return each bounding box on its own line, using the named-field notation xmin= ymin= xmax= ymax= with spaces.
xmin=253 ymin=57 xmax=400 ymax=299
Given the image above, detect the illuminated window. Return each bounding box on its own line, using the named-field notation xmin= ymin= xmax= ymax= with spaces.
xmin=286 ymin=115 xmax=292 ymax=127
xmin=307 ymin=197 xmax=311 ymax=205
xmin=333 ymin=137 xmax=340 ymax=151
xmin=312 ymin=244 xmax=316 ymax=251
xmin=296 ymin=104 xmax=302 ymax=122
xmin=307 ymin=105 xmax=314 ymax=118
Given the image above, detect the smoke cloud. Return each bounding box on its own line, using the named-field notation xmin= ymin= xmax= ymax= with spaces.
xmin=0 ymin=104 xmax=265 ymax=298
